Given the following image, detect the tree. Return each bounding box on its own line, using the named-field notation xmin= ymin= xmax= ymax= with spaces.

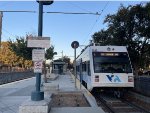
xmin=45 ymin=46 xmax=55 ymax=60
xmin=0 ymin=42 xmax=19 ymax=66
xmin=92 ymin=3 xmax=150 ymax=74
xmin=58 ymin=56 xmax=73 ymax=69
xmin=0 ymin=42 xmax=32 ymax=68
xmin=92 ymin=29 xmax=112 ymax=45
xmin=9 ymin=35 xmax=55 ymax=61
xmin=9 ymin=36 xmax=32 ymax=60
xmin=9 ymin=34 xmax=55 ymax=77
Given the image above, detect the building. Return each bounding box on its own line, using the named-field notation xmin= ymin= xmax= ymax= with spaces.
xmin=51 ymin=60 xmax=67 ymax=74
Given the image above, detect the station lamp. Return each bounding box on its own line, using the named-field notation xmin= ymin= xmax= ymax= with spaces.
xmin=37 ymin=0 xmax=53 ymax=5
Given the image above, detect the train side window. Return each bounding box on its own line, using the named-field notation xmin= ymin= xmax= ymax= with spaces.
xmin=78 ymin=66 xmax=80 ymax=72
xmin=87 ymin=61 xmax=91 ymax=76
xmin=76 ymin=66 xmax=77 ymax=73
xmin=82 ymin=62 xmax=86 ymax=72
xmin=76 ymin=66 xmax=80 ymax=72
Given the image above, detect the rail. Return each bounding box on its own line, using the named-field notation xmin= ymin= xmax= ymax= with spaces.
xmin=92 ymin=91 xmax=149 ymax=113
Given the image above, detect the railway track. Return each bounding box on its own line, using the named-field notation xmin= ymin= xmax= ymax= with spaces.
xmin=92 ymin=91 xmax=149 ymax=113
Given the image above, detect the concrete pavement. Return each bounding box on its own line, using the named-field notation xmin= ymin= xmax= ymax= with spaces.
xmin=0 ymin=77 xmax=36 ymax=113
xmin=0 ymin=72 xmax=105 ymax=113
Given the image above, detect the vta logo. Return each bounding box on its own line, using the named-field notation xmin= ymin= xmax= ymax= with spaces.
xmin=106 ymin=75 xmax=121 ymax=82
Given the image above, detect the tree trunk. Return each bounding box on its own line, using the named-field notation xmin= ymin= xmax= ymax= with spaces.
xmin=43 ymin=61 xmax=47 ymax=83
xmin=134 ymin=64 xmax=139 ymax=76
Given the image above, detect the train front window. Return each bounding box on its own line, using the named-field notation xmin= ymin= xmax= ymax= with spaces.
xmin=93 ymin=52 xmax=132 ymax=73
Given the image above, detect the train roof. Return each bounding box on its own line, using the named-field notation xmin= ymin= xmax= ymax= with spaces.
xmin=77 ymin=45 xmax=128 ymax=59
xmin=90 ymin=46 xmax=127 ymax=52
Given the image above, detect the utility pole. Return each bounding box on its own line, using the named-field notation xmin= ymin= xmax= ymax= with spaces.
xmin=74 ymin=48 xmax=77 ymax=88
xmin=61 ymin=50 xmax=63 ymax=61
xmin=0 ymin=12 xmax=3 ymax=47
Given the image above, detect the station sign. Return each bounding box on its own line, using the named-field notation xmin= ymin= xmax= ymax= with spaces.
xmin=27 ymin=36 xmax=50 ymax=48
xmin=32 ymin=49 xmax=45 ymax=61
xmin=34 ymin=61 xmax=43 ymax=73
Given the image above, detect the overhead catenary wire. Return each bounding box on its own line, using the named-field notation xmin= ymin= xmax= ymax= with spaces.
xmin=82 ymin=1 xmax=109 ymax=45
xmin=0 ymin=11 xmax=36 ymax=45
xmin=67 ymin=2 xmax=93 ymax=13
xmin=2 ymin=28 xmax=16 ymax=38
xmin=46 ymin=11 xmax=100 ymax=15
xmin=0 ymin=9 xmax=101 ymax=46
xmin=0 ymin=10 xmax=36 ymax=13
xmin=0 ymin=10 xmax=100 ymax=15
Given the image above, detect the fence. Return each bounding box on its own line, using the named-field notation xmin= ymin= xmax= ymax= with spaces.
xmin=0 ymin=71 xmax=34 ymax=85
xmin=0 ymin=67 xmax=32 ymax=73
xmin=134 ymin=76 xmax=150 ymax=97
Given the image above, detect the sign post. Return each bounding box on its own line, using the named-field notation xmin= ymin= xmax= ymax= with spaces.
xmin=31 ymin=1 xmax=53 ymax=101
xmin=71 ymin=41 xmax=79 ymax=88
xmin=80 ymin=58 xmax=82 ymax=89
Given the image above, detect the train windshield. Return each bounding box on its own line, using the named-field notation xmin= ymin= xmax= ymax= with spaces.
xmin=93 ymin=52 xmax=132 ymax=73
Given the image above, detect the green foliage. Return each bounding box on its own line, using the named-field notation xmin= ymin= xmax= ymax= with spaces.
xmin=92 ymin=3 xmax=150 ymax=72
xmin=93 ymin=29 xmax=112 ymax=46
xmin=9 ymin=36 xmax=32 ymax=60
xmin=45 ymin=46 xmax=55 ymax=60
xmin=0 ymin=42 xmax=18 ymax=66
xmin=62 ymin=56 xmax=71 ymax=64
xmin=0 ymin=42 xmax=32 ymax=68
xmin=9 ymin=35 xmax=55 ymax=61
xmin=58 ymin=56 xmax=73 ymax=69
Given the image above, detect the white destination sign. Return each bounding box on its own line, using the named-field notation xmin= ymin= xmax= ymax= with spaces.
xmin=27 ymin=36 xmax=50 ymax=48
xmin=34 ymin=61 xmax=43 ymax=73
xmin=32 ymin=49 xmax=45 ymax=61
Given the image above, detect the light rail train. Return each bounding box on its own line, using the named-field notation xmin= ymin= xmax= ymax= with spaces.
xmin=76 ymin=45 xmax=134 ymax=97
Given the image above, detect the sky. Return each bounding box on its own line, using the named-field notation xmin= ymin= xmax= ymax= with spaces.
xmin=0 ymin=1 xmax=149 ymax=61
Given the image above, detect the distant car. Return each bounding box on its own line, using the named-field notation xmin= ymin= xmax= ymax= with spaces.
xmin=143 ymin=71 xmax=150 ymax=76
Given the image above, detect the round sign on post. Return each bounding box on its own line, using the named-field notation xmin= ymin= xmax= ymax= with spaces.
xmin=71 ymin=41 xmax=79 ymax=89
xmin=71 ymin=41 xmax=79 ymax=49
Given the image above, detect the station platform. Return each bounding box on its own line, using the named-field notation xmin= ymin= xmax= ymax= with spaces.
xmin=0 ymin=71 xmax=105 ymax=113
xmin=0 ymin=77 xmax=35 ymax=113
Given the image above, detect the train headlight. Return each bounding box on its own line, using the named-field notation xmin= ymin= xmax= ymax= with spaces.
xmin=128 ymin=76 xmax=133 ymax=82
xmin=95 ymin=75 xmax=99 ymax=82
